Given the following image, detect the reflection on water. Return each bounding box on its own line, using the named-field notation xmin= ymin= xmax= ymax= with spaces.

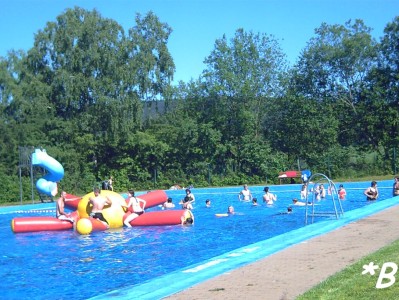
xmin=0 ymin=180 xmax=395 ymax=299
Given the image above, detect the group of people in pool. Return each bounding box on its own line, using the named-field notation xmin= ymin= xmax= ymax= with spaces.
xmin=88 ymin=188 xmax=148 ymax=228
xmin=232 ymin=178 xmax=399 ymax=215
xmin=87 ymin=188 xmax=147 ymax=228
xmin=57 ymin=177 xmax=399 ymax=227
xmin=300 ymin=182 xmax=345 ymax=201
xmin=362 ymin=177 xmax=399 ymax=201
xmin=161 ymin=188 xmax=196 ymax=210
xmin=238 ymin=184 xmax=279 ymax=205
xmin=237 ymin=184 xmax=294 ymax=214
xmin=153 ymin=178 xmax=399 ymax=222
xmin=55 ymin=187 xmax=116 ymax=227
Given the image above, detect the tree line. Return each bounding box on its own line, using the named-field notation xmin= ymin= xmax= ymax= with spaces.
xmin=0 ymin=7 xmax=398 ymax=203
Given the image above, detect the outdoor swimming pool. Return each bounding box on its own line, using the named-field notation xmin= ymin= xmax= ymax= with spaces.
xmin=0 ymin=180 xmax=395 ymax=299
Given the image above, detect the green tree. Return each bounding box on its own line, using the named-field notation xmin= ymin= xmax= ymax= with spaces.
xmin=190 ymin=29 xmax=288 ymax=177
xmin=202 ymin=29 xmax=287 ymax=138
xmin=264 ymin=94 xmax=339 ymax=160
xmin=26 ymin=7 xmax=141 ymax=143
xmin=364 ymin=16 xmax=399 ymax=171
xmin=126 ymin=11 xmax=175 ymax=102
xmin=292 ymin=19 xmax=377 ymax=109
xmin=291 ymin=19 xmax=378 ymax=148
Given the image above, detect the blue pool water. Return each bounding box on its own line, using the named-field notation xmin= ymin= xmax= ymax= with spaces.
xmin=0 ymin=180 xmax=395 ymax=299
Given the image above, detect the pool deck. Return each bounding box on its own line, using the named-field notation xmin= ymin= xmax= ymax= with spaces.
xmin=164 ymin=203 xmax=399 ymax=300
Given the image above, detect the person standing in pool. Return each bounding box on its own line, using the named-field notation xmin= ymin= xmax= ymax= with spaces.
xmin=364 ymin=181 xmax=378 ymax=201
xmin=262 ymin=187 xmax=277 ymax=205
xmin=56 ymin=190 xmax=74 ymax=223
xmin=338 ymin=184 xmax=347 ymax=200
xmin=319 ymin=184 xmax=326 ymax=198
xmin=238 ymin=184 xmax=253 ymax=202
xmin=300 ymin=183 xmax=308 ymax=200
xmin=88 ymin=187 xmax=112 ymax=226
xmin=181 ymin=189 xmax=195 ymax=210
xmin=393 ymin=176 xmax=399 ymax=197
xmin=313 ymin=185 xmax=321 ymax=201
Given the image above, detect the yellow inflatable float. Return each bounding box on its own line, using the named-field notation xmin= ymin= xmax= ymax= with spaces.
xmin=76 ymin=190 xmax=127 ymax=234
xmin=75 ymin=189 xmax=191 ymax=235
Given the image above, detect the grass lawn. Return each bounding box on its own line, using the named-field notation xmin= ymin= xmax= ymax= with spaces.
xmin=297 ymin=239 xmax=399 ymax=299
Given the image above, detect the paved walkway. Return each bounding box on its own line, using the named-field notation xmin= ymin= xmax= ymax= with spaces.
xmin=165 ymin=204 xmax=399 ymax=300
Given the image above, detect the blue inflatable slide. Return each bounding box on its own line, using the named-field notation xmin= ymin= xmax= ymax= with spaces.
xmin=31 ymin=148 xmax=64 ymax=196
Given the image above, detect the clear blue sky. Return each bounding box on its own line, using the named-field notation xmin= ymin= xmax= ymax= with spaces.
xmin=1 ymin=0 xmax=398 ymax=83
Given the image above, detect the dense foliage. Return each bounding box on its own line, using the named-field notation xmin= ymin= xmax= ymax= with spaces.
xmin=0 ymin=8 xmax=398 ymax=203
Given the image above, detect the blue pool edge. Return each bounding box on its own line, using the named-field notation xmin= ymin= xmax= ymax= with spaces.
xmin=88 ymin=197 xmax=399 ymax=300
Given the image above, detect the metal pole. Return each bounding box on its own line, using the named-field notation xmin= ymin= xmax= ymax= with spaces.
xmin=153 ymin=167 xmax=157 ymax=189
xmin=207 ymin=164 xmax=211 ymax=185
xmin=19 ymin=167 xmax=22 ymax=204
xmin=31 ymin=156 xmax=35 ymax=204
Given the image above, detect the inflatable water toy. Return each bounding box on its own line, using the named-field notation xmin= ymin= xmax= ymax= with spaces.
xmin=12 ymin=189 xmax=191 ymax=234
xmin=13 ymin=149 xmax=188 ymax=234
xmin=77 ymin=209 xmax=194 ymax=234
xmin=76 ymin=190 xmax=188 ymax=234
xmin=11 ymin=211 xmax=79 ymax=233
xmin=32 ymin=148 xmax=64 ymax=196
xmin=128 ymin=209 xmax=193 ymax=226
xmin=77 ymin=190 xmax=128 ymax=229
xmin=12 ymin=190 xmax=168 ymax=233
xmin=11 ymin=193 xmax=80 ymax=233
xmin=64 ymin=193 xmax=82 ymax=210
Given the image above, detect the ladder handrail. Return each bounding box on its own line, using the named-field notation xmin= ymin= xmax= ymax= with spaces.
xmin=304 ymin=173 xmax=344 ymax=225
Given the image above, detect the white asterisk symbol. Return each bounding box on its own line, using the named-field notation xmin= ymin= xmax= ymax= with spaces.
xmin=362 ymin=262 xmax=379 ymax=275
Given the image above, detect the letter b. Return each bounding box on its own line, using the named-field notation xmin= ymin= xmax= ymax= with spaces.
xmin=376 ymin=262 xmax=397 ymax=289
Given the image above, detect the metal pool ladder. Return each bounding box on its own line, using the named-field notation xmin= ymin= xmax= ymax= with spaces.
xmin=304 ymin=173 xmax=344 ymax=225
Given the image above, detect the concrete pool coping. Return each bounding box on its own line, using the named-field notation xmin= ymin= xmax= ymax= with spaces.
xmin=89 ymin=196 xmax=399 ymax=300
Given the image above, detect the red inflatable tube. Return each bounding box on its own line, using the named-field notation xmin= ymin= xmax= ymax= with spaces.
xmin=64 ymin=193 xmax=82 ymax=210
xmin=125 ymin=190 xmax=168 ymax=212
xmin=65 ymin=190 xmax=167 ymax=211
xmin=126 ymin=209 xmax=194 ymax=226
xmin=11 ymin=211 xmax=79 ymax=233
